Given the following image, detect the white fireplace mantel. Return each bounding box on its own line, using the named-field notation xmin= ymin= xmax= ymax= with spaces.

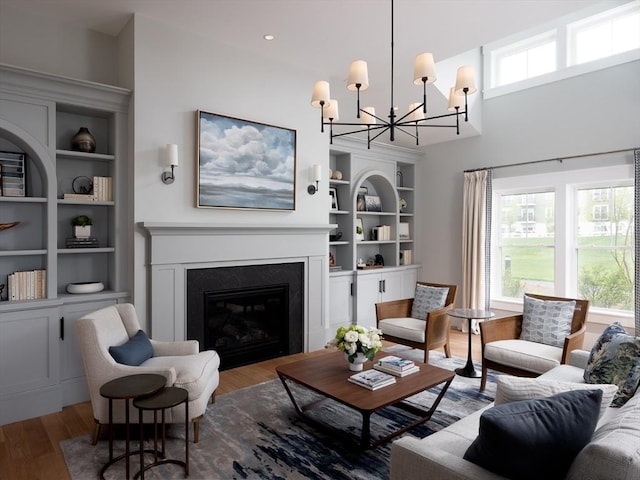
xmin=141 ymin=222 xmax=333 ymax=352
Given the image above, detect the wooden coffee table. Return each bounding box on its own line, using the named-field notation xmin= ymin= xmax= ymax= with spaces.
xmin=276 ymin=351 xmax=454 ymax=448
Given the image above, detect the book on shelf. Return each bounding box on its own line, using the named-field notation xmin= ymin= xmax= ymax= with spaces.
xmin=7 ymin=269 xmax=46 ymax=301
xmin=92 ymin=175 xmax=113 ymax=201
xmin=0 ymin=151 xmax=26 ymax=197
xmin=66 ymin=237 xmax=99 ymax=248
xmin=376 ymin=356 xmax=416 ymax=372
xmin=63 ymin=193 xmax=94 ymax=200
xmin=373 ymin=363 xmax=420 ymax=377
xmin=348 ymin=369 xmax=396 ymax=390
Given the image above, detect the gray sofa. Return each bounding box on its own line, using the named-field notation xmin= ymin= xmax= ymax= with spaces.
xmin=390 ymin=350 xmax=640 ymax=480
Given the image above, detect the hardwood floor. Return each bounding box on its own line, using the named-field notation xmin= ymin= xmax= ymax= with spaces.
xmin=0 ymin=329 xmax=482 ymax=480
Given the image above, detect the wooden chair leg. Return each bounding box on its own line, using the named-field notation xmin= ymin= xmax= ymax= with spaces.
xmin=444 ymin=342 xmax=452 ymax=358
xmin=423 ymin=348 xmax=429 ymax=364
xmin=192 ymin=416 xmax=202 ymax=443
xmin=480 ymin=365 xmax=488 ymax=391
xmin=91 ymin=420 xmax=102 ymax=445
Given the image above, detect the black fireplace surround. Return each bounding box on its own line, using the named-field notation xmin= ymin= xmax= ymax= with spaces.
xmin=186 ymin=263 xmax=304 ymax=370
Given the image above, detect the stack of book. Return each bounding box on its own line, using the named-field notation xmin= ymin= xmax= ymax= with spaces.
xmin=0 ymin=152 xmax=26 ymax=197
xmin=348 ymin=369 xmax=396 ymax=390
xmin=373 ymin=356 xmax=420 ymax=377
xmin=7 ymin=269 xmax=46 ymax=300
xmin=92 ymin=175 xmax=113 ymax=201
xmin=66 ymin=237 xmax=99 ymax=248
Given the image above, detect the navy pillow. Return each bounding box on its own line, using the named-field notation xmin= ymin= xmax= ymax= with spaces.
xmin=109 ymin=329 xmax=153 ymax=366
xmin=463 ymin=389 xmax=601 ymax=480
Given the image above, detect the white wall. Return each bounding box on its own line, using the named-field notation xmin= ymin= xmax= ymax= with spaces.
xmin=0 ymin=5 xmax=118 ymax=85
xmin=130 ymin=15 xmax=329 ymax=324
xmin=416 ymin=60 xmax=640 ymax=310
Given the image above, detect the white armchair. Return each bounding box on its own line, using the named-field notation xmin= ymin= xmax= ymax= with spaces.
xmin=76 ymin=303 xmax=220 ymax=444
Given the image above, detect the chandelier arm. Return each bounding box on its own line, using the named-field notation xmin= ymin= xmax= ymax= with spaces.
xmin=323 ymin=121 xmax=389 ymax=129
xmin=320 ymin=101 xmax=326 ymax=133
xmin=393 ymin=126 xmax=418 ymax=141
xmin=463 ymin=89 xmax=469 ymax=121
xmin=330 ymin=125 xmax=389 ymax=139
xmin=369 ymin=126 xmax=392 ymax=143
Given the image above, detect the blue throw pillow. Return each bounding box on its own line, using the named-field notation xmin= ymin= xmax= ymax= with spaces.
xmin=109 ymin=329 xmax=153 ymax=366
xmin=463 ymin=389 xmax=601 ymax=480
xmin=584 ymin=322 xmax=640 ymax=407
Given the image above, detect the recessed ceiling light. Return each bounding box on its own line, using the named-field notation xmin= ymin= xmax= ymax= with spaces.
xmin=263 ymin=34 xmax=275 ymax=41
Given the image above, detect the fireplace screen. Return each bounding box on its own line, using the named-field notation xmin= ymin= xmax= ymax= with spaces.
xmin=204 ymin=285 xmax=288 ymax=369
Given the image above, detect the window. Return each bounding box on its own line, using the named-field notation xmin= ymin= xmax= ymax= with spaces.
xmin=568 ymin=2 xmax=640 ymax=66
xmin=491 ymin=165 xmax=634 ymax=327
xmin=484 ymin=1 xmax=640 ymax=98
xmin=491 ymin=32 xmax=557 ymax=87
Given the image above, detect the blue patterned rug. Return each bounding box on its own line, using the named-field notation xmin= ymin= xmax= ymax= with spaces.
xmin=60 ymin=350 xmax=496 ymax=479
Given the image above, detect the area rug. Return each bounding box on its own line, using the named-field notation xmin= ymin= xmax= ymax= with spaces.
xmin=60 ymin=351 xmax=495 ymax=479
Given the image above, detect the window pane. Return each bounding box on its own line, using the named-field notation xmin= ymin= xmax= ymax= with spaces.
xmin=576 ymin=186 xmax=634 ymax=311
xmin=528 ymin=41 xmax=556 ymax=77
xmin=570 ymin=6 xmax=640 ymax=65
xmin=498 ymin=192 xmax=555 ymax=298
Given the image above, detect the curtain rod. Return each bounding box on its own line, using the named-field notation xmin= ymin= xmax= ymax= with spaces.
xmin=464 ymin=147 xmax=640 ymax=173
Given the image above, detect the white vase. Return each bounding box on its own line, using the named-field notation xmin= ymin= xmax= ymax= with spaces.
xmin=345 ymin=352 xmax=367 ymax=371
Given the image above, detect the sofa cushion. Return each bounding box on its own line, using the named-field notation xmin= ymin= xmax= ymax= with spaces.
xmin=567 ymin=389 xmax=640 ymax=480
xmin=495 ymin=375 xmax=617 ymax=419
xmin=108 ymin=329 xmax=153 ymax=366
xmin=520 ymin=295 xmax=575 ymax=347
xmin=584 ymin=322 xmax=640 ymax=407
xmin=410 ymin=284 xmax=448 ymax=320
xmin=378 ymin=317 xmax=426 ymax=343
xmin=463 ymin=389 xmax=601 ymax=480
xmin=484 ymin=339 xmax=562 ymax=374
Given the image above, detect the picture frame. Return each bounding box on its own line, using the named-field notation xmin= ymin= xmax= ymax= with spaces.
xmin=356 ymin=186 xmax=368 ymax=211
xmin=364 ymin=194 xmax=382 ymax=212
xmin=399 ymin=222 xmax=410 ymax=239
xmin=197 ymin=110 xmax=296 ymax=210
xmin=355 ymin=218 xmax=365 ymax=241
xmin=329 ymin=187 xmax=339 ymax=210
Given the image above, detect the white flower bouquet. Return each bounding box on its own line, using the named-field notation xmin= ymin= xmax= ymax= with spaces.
xmin=327 ymin=324 xmax=383 ymax=362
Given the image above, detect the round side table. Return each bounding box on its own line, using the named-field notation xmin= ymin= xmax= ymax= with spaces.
xmin=99 ymin=374 xmax=166 ymax=480
xmin=133 ymin=386 xmax=189 ymax=479
xmin=447 ymin=309 xmax=495 ymax=378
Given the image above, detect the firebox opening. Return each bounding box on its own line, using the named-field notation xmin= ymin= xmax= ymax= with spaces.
xmin=205 ymin=285 xmax=288 ymax=369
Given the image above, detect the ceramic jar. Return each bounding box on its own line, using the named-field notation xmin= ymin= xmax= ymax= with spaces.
xmin=71 ymin=127 xmax=96 ymax=153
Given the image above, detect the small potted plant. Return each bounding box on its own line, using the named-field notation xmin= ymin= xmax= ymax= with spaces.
xmin=71 ymin=215 xmax=92 ymax=239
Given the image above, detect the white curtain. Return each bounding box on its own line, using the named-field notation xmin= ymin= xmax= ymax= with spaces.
xmin=462 ymin=170 xmax=490 ymax=333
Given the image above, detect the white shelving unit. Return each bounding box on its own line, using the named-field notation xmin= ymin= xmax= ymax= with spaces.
xmin=327 ymin=139 xmax=421 ymax=330
xmin=0 ymin=64 xmax=131 ymax=424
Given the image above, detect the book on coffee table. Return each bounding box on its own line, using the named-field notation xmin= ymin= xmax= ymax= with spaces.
xmin=348 ymin=369 xmax=396 ymax=390
xmin=373 ymin=363 xmax=420 ymax=377
xmin=376 ymin=355 xmax=415 ymax=372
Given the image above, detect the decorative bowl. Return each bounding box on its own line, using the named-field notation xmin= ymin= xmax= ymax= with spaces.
xmin=66 ymin=282 xmax=104 ymax=294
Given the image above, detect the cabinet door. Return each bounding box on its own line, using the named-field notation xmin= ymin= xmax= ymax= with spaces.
xmin=355 ymin=273 xmax=383 ymax=327
xmin=0 ymin=307 xmax=61 ymax=424
xmin=60 ymin=299 xmax=116 ymax=406
xmin=329 ymin=275 xmax=353 ymax=329
xmin=380 ymin=270 xmax=404 ymax=302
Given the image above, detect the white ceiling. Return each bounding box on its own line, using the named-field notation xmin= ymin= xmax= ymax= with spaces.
xmin=1 ymin=0 xmax=605 ymax=148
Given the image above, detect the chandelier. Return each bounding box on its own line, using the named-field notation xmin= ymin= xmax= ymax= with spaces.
xmin=311 ymin=0 xmax=477 ymax=149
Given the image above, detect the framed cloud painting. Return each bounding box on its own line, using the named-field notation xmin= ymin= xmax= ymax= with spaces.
xmin=197 ymin=110 xmax=297 ymax=210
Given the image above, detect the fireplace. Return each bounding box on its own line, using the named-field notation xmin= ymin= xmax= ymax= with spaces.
xmin=187 ymin=263 xmax=304 ymax=370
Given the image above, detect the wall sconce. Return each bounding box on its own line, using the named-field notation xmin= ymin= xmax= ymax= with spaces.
xmin=161 ymin=143 xmax=179 ymax=184
xmin=307 ymin=164 xmax=321 ymax=195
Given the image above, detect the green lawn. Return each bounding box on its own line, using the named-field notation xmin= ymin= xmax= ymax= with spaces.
xmin=500 ymin=235 xmax=633 ymax=282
